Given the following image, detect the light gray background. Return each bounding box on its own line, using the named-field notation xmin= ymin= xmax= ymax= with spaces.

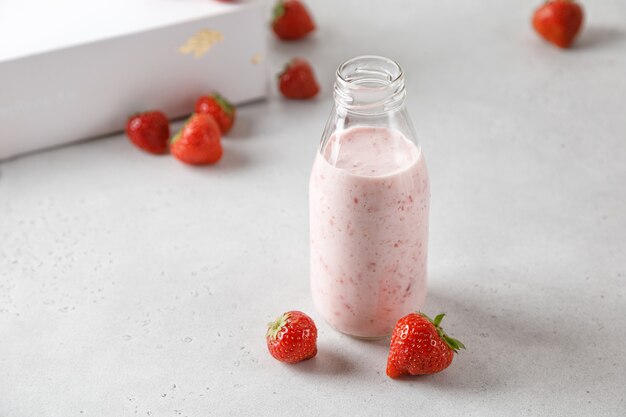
xmin=1 ymin=0 xmax=625 ymax=416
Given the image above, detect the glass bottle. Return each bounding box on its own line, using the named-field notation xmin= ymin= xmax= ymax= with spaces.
xmin=309 ymin=56 xmax=430 ymax=339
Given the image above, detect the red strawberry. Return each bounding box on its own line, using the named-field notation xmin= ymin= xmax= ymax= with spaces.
xmin=170 ymin=113 xmax=222 ymax=165
xmin=386 ymin=312 xmax=465 ymax=378
xmin=266 ymin=311 xmax=317 ymax=363
xmin=195 ymin=93 xmax=236 ymax=134
xmin=278 ymin=58 xmax=320 ymax=100
xmin=533 ymin=0 xmax=584 ymax=49
xmin=272 ymin=0 xmax=315 ymax=41
xmin=125 ymin=111 xmax=170 ymax=155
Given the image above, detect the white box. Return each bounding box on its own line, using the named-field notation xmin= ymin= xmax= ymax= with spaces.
xmin=0 ymin=0 xmax=268 ymax=160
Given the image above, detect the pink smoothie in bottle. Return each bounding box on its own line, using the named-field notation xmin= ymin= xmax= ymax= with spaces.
xmin=309 ymin=125 xmax=430 ymax=338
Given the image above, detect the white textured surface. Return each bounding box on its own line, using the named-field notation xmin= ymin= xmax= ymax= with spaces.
xmin=1 ymin=1 xmax=626 ymax=416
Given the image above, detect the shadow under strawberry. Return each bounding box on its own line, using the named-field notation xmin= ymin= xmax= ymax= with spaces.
xmin=284 ymin=344 xmax=356 ymax=376
xmin=224 ymin=113 xmax=255 ymax=140
xmin=574 ymin=26 xmax=626 ymax=50
xmin=218 ymin=145 xmax=251 ymax=171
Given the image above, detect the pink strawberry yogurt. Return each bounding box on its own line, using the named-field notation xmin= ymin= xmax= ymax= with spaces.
xmin=309 ymin=126 xmax=430 ymax=338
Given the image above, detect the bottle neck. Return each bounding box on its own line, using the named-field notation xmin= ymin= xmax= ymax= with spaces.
xmin=333 ymin=55 xmax=406 ymax=116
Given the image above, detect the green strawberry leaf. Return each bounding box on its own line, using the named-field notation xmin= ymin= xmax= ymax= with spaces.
xmin=212 ymin=92 xmax=234 ymax=116
xmin=419 ymin=311 xmax=466 ymax=353
xmin=170 ymin=132 xmax=181 ymax=145
xmin=442 ymin=334 xmax=466 ymax=352
xmin=272 ymin=1 xmax=285 ymax=23
xmin=266 ymin=312 xmax=290 ymax=340
xmin=170 ymin=114 xmax=194 ymax=145
xmin=449 ymin=337 xmax=466 ymax=350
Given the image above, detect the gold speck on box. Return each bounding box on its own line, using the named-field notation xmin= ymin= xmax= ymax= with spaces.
xmin=178 ymin=29 xmax=224 ymax=59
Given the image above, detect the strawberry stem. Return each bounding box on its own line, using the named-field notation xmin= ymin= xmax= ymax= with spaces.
xmin=419 ymin=312 xmax=466 ymax=353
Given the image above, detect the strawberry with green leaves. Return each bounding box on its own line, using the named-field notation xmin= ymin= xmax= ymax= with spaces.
xmin=386 ymin=312 xmax=465 ymax=378
xmin=266 ymin=311 xmax=317 ymax=363
xmin=170 ymin=113 xmax=222 ymax=165
xmin=195 ymin=93 xmax=236 ymax=134
xmin=272 ymin=0 xmax=315 ymax=41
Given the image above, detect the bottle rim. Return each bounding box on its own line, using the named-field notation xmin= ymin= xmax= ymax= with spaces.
xmin=334 ymin=55 xmax=406 ymax=114
xmin=336 ymin=55 xmax=404 ymax=87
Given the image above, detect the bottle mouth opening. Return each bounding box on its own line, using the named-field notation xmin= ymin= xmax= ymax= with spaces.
xmin=337 ymin=55 xmax=403 ymax=89
xmin=334 ymin=55 xmax=406 ymax=114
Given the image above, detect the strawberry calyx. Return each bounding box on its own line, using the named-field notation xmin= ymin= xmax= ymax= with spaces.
xmin=272 ymin=1 xmax=285 ymax=23
xmin=266 ymin=312 xmax=290 ymax=340
xmin=170 ymin=130 xmax=182 ymax=145
xmin=170 ymin=114 xmax=194 ymax=145
xmin=211 ymin=93 xmax=234 ymax=116
xmin=278 ymin=58 xmax=302 ymax=79
xmin=419 ymin=312 xmax=466 ymax=353
xmin=277 ymin=60 xmax=292 ymax=79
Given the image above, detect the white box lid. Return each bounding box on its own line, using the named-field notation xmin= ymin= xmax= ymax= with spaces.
xmin=0 ymin=0 xmax=256 ymax=62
